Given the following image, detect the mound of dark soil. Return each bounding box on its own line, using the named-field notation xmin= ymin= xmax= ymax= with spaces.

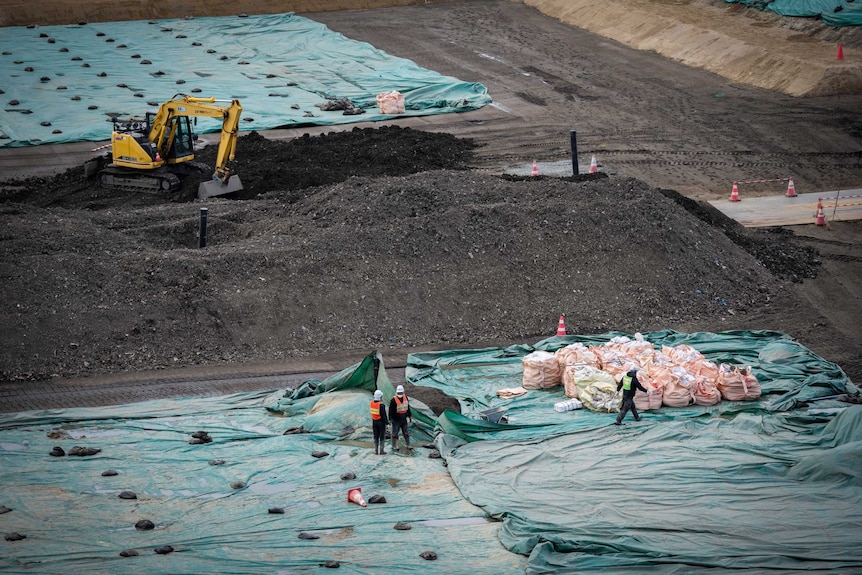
xmin=0 ymin=128 xmax=819 ymax=382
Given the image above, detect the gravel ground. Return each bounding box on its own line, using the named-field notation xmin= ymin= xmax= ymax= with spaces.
xmin=0 ymin=128 xmax=822 ymax=384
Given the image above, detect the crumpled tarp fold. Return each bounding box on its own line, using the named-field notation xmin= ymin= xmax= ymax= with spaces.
xmin=412 ymin=330 xmax=861 ymax=573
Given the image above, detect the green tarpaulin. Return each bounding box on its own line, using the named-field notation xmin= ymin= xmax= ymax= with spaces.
xmin=0 ymin=352 xmax=525 ymax=574
xmin=0 ymin=13 xmax=491 ymax=147
xmin=2 ymin=332 xmax=859 ymax=573
xmin=725 ymin=0 xmax=862 ymax=26
xmin=409 ymin=330 xmax=861 ymax=573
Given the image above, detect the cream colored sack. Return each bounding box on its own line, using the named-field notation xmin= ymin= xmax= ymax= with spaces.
xmin=717 ymin=364 xmax=762 ymax=401
xmin=522 ymin=351 xmax=562 ymax=389
xmin=376 ymin=90 xmax=405 ymax=114
xmin=579 ymin=379 xmax=621 ymax=412
xmin=564 ymin=364 xmax=616 ymax=399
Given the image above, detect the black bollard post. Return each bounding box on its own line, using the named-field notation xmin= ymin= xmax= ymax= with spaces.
xmin=570 ymin=130 xmax=579 ymax=175
xmin=199 ymin=207 xmax=208 ymax=248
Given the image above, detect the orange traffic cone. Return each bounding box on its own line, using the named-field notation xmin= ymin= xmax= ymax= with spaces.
xmin=589 ymin=154 xmax=598 ymax=174
xmin=531 ymin=160 xmax=538 ymax=177
xmin=785 ymin=177 xmax=797 ymax=198
xmin=815 ymin=199 xmax=826 ymax=226
xmin=837 ymin=42 xmax=844 ymax=61
xmin=347 ymin=487 xmax=367 ymax=507
xmin=556 ymin=315 xmax=566 ymax=336
xmin=729 ymin=182 xmax=740 ymax=202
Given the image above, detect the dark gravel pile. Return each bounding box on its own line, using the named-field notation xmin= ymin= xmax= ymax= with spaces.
xmin=0 ymin=128 xmax=819 ymax=382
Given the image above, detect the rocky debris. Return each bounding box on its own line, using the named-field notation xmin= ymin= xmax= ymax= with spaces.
xmin=230 ymin=481 xmax=246 ymax=489
xmin=393 ymin=522 xmax=411 ymax=530
xmin=134 ymin=519 xmax=155 ymax=531
xmin=367 ymin=495 xmax=386 ymax=504
xmin=428 ymin=450 xmax=442 ymax=459
xmin=283 ymin=427 xmax=307 ymax=435
xmin=49 ymin=446 xmax=65 ymax=457
xmin=68 ymin=446 xmax=101 ymax=456
xmin=340 ymin=472 xmax=356 ymax=481
xmin=119 ymin=549 xmax=139 ymax=557
xmin=189 ymin=431 xmax=213 ymax=444
xmin=209 ymin=459 xmax=226 ymax=466
xmin=118 ymin=490 xmax=137 ymax=499
xmin=320 ymin=560 xmax=340 ymax=568
xmin=419 ymin=550 xmax=438 ymax=560
xmin=154 ymin=545 xmax=174 ymax=554
xmin=5 ymin=532 xmax=26 ymax=541
xmin=314 ymin=96 xmax=365 ymax=116
xmin=268 ymin=507 xmax=285 ymax=514
xmin=298 ymin=531 xmax=319 ymax=540
xmin=101 ymin=469 xmax=119 ymax=476
xmin=311 ymin=451 xmax=329 ymax=459
xmin=0 ymin=505 xmax=11 ymax=514
xmin=339 ymin=426 xmax=355 ymax=437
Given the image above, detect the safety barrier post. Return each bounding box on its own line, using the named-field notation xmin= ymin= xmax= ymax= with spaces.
xmin=569 ymin=130 xmax=579 ymax=176
xmin=199 ymin=207 xmax=208 ymax=248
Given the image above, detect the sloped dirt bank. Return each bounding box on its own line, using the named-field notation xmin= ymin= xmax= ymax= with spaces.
xmin=526 ymin=0 xmax=862 ymax=96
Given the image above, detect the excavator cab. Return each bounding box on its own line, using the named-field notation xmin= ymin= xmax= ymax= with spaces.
xmin=146 ymin=112 xmax=195 ymax=163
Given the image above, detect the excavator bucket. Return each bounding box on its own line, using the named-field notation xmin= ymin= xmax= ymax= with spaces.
xmin=198 ymin=175 xmax=243 ymax=199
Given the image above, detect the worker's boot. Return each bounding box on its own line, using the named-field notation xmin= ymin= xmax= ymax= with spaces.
xmin=374 ymin=443 xmax=379 ymax=455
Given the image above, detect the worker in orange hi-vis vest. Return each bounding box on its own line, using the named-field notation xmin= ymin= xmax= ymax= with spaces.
xmin=370 ymin=389 xmax=389 ymax=455
xmin=388 ymin=385 xmax=413 ymax=452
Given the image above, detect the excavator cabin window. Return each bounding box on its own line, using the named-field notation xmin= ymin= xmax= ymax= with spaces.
xmin=145 ymin=112 xmax=195 ymax=161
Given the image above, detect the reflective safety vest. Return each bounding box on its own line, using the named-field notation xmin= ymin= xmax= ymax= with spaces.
xmin=370 ymin=400 xmax=383 ymax=420
xmin=622 ymin=375 xmax=632 ymax=391
xmin=394 ymin=395 xmax=409 ymax=414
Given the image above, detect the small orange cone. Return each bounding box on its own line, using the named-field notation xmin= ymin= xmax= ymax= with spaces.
xmin=347 ymin=487 xmax=367 ymax=507
xmin=556 ymin=315 xmax=566 ymax=336
xmin=785 ymin=177 xmax=797 ymax=198
xmin=815 ymin=199 xmax=827 ymax=226
xmin=155 ymin=151 xmax=162 ymax=163
xmin=837 ymin=42 xmax=844 ymax=60
xmin=589 ymin=154 xmax=598 ymax=174
xmin=531 ymin=160 xmax=538 ymax=177
xmin=729 ymin=182 xmax=740 ymax=202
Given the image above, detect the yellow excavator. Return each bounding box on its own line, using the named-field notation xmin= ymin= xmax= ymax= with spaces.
xmin=94 ymin=94 xmax=243 ymax=199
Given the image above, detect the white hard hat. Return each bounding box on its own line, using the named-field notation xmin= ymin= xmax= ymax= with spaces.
xmin=373 ymin=390 xmax=383 ymax=400
xmin=396 ymin=385 xmax=405 ymax=394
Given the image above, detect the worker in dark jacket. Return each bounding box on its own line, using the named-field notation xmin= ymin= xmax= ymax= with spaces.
xmin=389 ymin=385 xmax=413 ymax=451
xmin=370 ymin=389 xmax=389 ymax=455
xmin=615 ymin=368 xmax=647 ymax=425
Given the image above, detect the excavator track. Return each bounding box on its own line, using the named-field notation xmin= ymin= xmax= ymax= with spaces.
xmin=97 ymin=165 xmax=182 ymax=194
